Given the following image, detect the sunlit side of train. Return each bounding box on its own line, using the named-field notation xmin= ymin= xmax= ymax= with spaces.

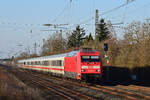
xmin=18 ymin=49 xmax=102 ymax=80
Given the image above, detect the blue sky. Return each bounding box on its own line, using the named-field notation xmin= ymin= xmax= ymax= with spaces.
xmin=0 ymin=0 xmax=150 ymax=58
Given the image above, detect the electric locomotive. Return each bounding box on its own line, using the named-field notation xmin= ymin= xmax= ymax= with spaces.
xmin=64 ymin=48 xmax=102 ymax=80
xmin=18 ymin=48 xmax=102 ymax=80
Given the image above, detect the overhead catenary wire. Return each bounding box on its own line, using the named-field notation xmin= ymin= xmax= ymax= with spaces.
xmin=0 ymin=21 xmax=42 ymax=26
xmin=121 ymin=1 xmax=128 ymax=24
xmin=100 ymin=0 xmax=135 ymax=16
xmin=0 ymin=0 xmax=143 ymax=32
xmin=77 ymin=0 xmax=96 ymax=25
xmin=51 ymin=3 xmax=69 ymax=23
xmin=115 ymin=1 xmax=150 ymax=26
xmin=125 ymin=1 xmax=150 ymax=15
xmin=79 ymin=0 xmax=135 ymax=25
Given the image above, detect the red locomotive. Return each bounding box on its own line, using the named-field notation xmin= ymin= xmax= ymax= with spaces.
xmin=18 ymin=48 xmax=102 ymax=80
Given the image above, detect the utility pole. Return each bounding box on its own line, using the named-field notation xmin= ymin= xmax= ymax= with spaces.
xmin=60 ymin=30 xmax=63 ymax=51
xmin=34 ymin=42 xmax=37 ymax=55
xmin=95 ymin=9 xmax=99 ymax=40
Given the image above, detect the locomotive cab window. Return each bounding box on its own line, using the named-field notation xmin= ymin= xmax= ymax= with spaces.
xmin=81 ymin=56 xmax=90 ymax=62
xmin=81 ymin=56 xmax=100 ymax=62
xmin=91 ymin=56 xmax=100 ymax=62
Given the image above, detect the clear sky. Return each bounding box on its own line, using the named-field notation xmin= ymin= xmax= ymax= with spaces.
xmin=0 ymin=0 xmax=150 ymax=58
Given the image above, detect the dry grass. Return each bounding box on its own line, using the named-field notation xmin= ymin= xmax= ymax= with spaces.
xmin=0 ymin=67 xmax=44 ymax=100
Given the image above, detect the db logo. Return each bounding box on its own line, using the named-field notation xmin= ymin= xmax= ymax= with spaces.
xmin=89 ymin=66 xmax=92 ymax=68
xmin=88 ymin=70 xmax=93 ymax=72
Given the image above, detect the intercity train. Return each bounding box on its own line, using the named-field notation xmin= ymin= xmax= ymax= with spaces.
xmin=18 ymin=48 xmax=102 ymax=80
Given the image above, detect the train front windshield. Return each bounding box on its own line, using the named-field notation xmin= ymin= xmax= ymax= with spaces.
xmin=81 ymin=56 xmax=100 ymax=62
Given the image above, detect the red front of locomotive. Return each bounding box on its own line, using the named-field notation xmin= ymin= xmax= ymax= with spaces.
xmin=64 ymin=49 xmax=102 ymax=80
xmin=77 ymin=50 xmax=102 ymax=80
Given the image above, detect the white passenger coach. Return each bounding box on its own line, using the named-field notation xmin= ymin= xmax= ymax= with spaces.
xmin=18 ymin=53 xmax=66 ymax=75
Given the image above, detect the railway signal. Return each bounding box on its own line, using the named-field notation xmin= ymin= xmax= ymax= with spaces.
xmin=104 ymin=43 xmax=108 ymax=52
xmin=104 ymin=43 xmax=110 ymax=81
xmin=104 ymin=43 xmax=109 ymax=63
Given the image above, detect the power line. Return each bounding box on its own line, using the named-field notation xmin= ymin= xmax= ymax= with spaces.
xmin=79 ymin=17 xmax=95 ymax=25
xmin=125 ymin=1 xmax=150 ymax=15
xmin=79 ymin=0 xmax=135 ymax=25
xmin=101 ymin=0 xmax=135 ymax=16
xmin=121 ymin=1 xmax=128 ymax=24
xmin=51 ymin=3 xmax=69 ymax=23
xmin=0 ymin=21 xmax=42 ymax=26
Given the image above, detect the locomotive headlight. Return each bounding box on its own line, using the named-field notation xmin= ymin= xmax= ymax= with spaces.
xmin=82 ymin=66 xmax=88 ymax=69
xmin=96 ymin=69 xmax=100 ymax=72
xmin=81 ymin=69 xmax=85 ymax=72
xmin=93 ymin=66 xmax=100 ymax=68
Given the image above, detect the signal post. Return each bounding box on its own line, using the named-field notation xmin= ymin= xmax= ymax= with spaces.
xmin=104 ymin=43 xmax=110 ymax=81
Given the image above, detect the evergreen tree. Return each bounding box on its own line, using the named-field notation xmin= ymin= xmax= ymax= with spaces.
xmin=67 ymin=25 xmax=86 ymax=48
xmin=83 ymin=33 xmax=94 ymax=48
xmin=96 ymin=18 xmax=109 ymax=42
xmin=88 ymin=33 xmax=94 ymax=42
xmin=84 ymin=33 xmax=93 ymax=44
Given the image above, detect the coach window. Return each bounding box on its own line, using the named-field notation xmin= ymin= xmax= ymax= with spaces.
xmin=39 ymin=61 xmax=41 ymax=65
xmin=31 ymin=62 xmax=33 ymax=65
xmin=32 ymin=62 xmax=34 ymax=65
xmin=41 ymin=61 xmax=43 ymax=65
xmin=43 ymin=61 xmax=49 ymax=66
xmin=52 ymin=61 xmax=56 ymax=66
xmin=34 ymin=62 xmax=36 ymax=65
xmin=56 ymin=60 xmax=58 ymax=66
xmin=40 ymin=61 xmax=42 ymax=65
xmin=24 ymin=62 xmax=26 ymax=65
xmin=58 ymin=60 xmax=62 ymax=66
xmin=48 ymin=61 xmax=51 ymax=66
xmin=42 ymin=61 xmax=44 ymax=65
xmin=35 ymin=61 xmax=38 ymax=65
xmin=27 ymin=62 xmax=30 ymax=65
xmin=54 ymin=60 xmax=62 ymax=66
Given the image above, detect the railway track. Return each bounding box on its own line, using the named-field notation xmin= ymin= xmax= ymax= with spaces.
xmin=10 ymin=68 xmax=98 ymax=100
xmin=28 ymin=75 xmax=96 ymax=100
xmin=26 ymin=70 xmax=150 ymax=100
xmin=94 ymin=85 xmax=150 ymax=100
xmin=115 ymin=85 xmax=150 ymax=98
xmin=2 ymin=64 xmax=150 ymax=100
